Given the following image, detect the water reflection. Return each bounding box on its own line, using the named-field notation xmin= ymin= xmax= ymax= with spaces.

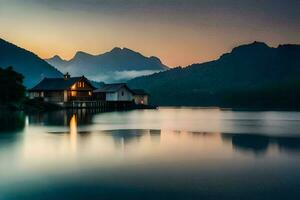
xmin=222 ymin=134 xmax=269 ymax=154
xmin=188 ymin=131 xmax=216 ymax=137
xmin=0 ymin=111 xmax=25 ymax=132
xmin=70 ymin=114 xmax=78 ymax=152
xmin=102 ymin=129 xmax=161 ymax=150
xmin=150 ymin=129 xmax=161 ymax=144
xmin=0 ymin=112 xmax=25 ymax=150
xmin=1 ymin=109 xmax=300 ymax=199
xmin=28 ymin=109 xmax=103 ymax=126
xmin=222 ymin=133 xmax=300 ymax=154
xmin=276 ymin=137 xmax=300 ymax=153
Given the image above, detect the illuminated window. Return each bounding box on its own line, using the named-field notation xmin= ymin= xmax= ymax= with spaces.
xmin=71 ymin=91 xmax=77 ymax=96
xmin=88 ymin=91 xmax=92 ymax=96
xmin=77 ymin=81 xmax=84 ymax=88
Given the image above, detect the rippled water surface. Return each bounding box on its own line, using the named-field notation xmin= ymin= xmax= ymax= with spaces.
xmin=0 ymin=108 xmax=300 ymax=200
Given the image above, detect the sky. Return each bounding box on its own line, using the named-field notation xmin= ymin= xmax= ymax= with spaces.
xmin=0 ymin=0 xmax=299 ymax=67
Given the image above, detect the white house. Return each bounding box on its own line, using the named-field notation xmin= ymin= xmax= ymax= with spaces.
xmin=93 ymin=83 xmax=134 ymax=102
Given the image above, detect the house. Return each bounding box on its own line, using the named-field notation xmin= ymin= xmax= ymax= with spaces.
xmin=132 ymin=89 xmax=149 ymax=105
xmin=28 ymin=73 xmax=96 ymax=104
xmin=93 ymin=83 xmax=134 ymax=102
xmin=29 ymin=74 xmax=151 ymax=108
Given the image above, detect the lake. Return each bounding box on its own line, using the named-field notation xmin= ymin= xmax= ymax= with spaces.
xmin=0 ymin=108 xmax=300 ymax=200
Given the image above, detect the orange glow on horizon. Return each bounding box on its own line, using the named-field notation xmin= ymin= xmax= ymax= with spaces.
xmin=1 ymin=1 xmax=299 ymax=67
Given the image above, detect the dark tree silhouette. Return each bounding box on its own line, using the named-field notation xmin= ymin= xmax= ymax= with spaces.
xmin=0 ymin=66 xmax=25 ymax=105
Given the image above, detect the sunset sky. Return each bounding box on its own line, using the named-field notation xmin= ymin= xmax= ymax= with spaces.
xmin=0 ymin=0 xmax=299 ymax=67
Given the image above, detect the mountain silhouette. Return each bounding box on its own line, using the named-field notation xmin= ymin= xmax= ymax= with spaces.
xmin=0 ymin=38 xmax=62 ymax=87
xmin=46 ymin=47 xmax=169 ymax=82
xmin=128 ymin=41 xmax=300 ymax=108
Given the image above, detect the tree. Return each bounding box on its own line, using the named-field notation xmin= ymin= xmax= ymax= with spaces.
xmin=0 ymin=66 xmax=25 ymax=105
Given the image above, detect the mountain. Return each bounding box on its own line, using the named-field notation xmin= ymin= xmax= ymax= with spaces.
xmin=128 ymin=42 xmax=300 ymax=109
xmin=0 ymin=38 xmax=63 ymax=88
xmin=45 ymin=47 xmax=169 ymax=83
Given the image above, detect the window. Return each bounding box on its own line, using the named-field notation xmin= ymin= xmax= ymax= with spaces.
xmin=121 ymin=91 xmax=124 ymax=96
xmin=77 ymin=81 xmax=85 ymax=88
xmin=71 ymin=91 xmax=77 ymax=96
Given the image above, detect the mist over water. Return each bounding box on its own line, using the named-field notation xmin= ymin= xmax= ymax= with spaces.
xmin=0 ymin=108 xmax=300 ymax=199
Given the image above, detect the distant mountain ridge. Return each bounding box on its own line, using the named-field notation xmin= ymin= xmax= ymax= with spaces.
xmin=0 ymin=38 xmax=63 ymax=88
xmin=46 ymin=47 xmax=169 ymax=82
xmin=128 ymin=41 xmax=300 ymax=108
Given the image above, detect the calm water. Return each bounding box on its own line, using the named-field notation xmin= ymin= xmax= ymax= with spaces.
xmin=0 ymin=108 xmax=300 ymax=200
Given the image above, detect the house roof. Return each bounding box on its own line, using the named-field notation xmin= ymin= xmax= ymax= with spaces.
xmin=29 ymin=76 xmax=94 ymax=91
xmin=94 ymin=83 xmax=133 ymax=93
xmin=132 ymin=89 xmax=149 ymax=95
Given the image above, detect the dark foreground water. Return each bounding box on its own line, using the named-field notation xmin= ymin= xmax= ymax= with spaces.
xmin=0 ymin=108 xmax=300 ymax=200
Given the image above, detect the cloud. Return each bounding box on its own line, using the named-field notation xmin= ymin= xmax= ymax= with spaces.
xmin=114 ymin=70 xmax=161 ymax=80
xmin=88 ymin=70 xmax=161 ymax=83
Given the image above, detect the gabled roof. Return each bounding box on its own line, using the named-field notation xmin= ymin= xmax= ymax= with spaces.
xmin=94 ymin=83 xmax=133 ymax=93
xmin=132 ymin=89 xmax=149 ymax=95
xmin=29 ymin=76 xmax=95 ymax=91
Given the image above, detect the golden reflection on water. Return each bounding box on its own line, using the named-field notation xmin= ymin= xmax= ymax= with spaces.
xmin=1 ymin=110 xmax=300 ymax=200
xmin=1 ymin=109 xmax=300 ymax=182
xmin=69 ymin=114 xmax=78 ymax=153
